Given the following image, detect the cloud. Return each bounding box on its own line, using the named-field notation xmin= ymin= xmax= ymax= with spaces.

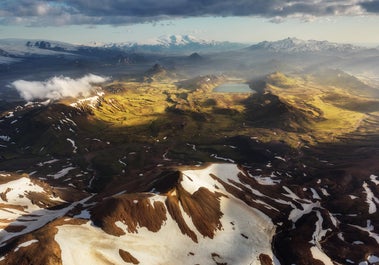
xmin=12 ymin=74 xmax=109 ymax=101
xmin=0 ymin=0 xmax=376 ymax=26
xmin=361 ymin=0 xmax=379 ymax=12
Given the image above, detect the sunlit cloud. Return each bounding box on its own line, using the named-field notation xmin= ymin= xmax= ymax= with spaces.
xmin=12 ymin=74 xmax=109 ymax=101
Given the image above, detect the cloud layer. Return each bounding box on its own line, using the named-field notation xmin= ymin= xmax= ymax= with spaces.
xmin=12 ymin=74 xmax=109 ymax=101
xmin=0 ymin=0 xmax=377 ymax=26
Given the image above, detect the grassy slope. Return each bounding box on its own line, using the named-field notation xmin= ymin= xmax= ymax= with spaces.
xmin=265 ymin=72 xmax=375 ymax=142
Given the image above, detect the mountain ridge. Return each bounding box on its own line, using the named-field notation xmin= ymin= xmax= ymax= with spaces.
xmin=249 ymin=37 xmax=363 ymax=53
xmin=0 ymin=36 xmax=375 ymax=61
xmin=100 ymin=34 xmax=248 ymax=53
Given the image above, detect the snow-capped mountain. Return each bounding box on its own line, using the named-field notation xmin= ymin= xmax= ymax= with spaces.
xmin=101 ymin=35 xmax=247 ymax=53
xmin=0 ymin=38 xmax=151 ymax=68
xmin=0 ymin=39 xmax=79 ymax=57
xmin=0 ymin=36 xmax=245 ymax=65
xmin=101 ymin=35 xmax=216 ymax=47
xmin=249 ymin=37 xmax=362 ymax=53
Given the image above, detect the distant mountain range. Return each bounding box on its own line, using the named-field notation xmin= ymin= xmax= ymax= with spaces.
xmin=0 ymin=35 xmax=247 ymax=65
xmin=0 ymin=39 xmax=79 ymax=57
xmin=2 ymin=36 xmax=379 ymax=88
xmin=95 ymin=35 xmax=248 ymax=54
xmin=0 ymin=36 xmax=374 ymax=64
xmin=249 ymin=37 xmax=362 ymax=53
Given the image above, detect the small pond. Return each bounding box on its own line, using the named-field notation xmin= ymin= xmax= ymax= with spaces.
xmin=213 ymin=83 xmax=254 ymax=93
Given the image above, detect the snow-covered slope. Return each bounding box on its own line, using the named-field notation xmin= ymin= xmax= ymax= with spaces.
xmin=0 ymin=164 xmax=279 ymax=265
xmin=0 ymin=173 xmax=68 ymax=246
xmin=55 ymin=163 xmax=278 ymax=265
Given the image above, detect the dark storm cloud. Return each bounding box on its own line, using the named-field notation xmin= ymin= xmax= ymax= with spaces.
xmin=361 ymin=0 xmax=379 ymax=12
xmin=0 ymin=0 xmax=377 ymax=26
xmin=55 ymin=0 xmax=369 ymax=17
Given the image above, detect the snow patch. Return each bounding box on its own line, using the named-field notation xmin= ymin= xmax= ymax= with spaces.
xmin=0 ymin=136 xmax=11 ymax=142
xmin=14 ymin=239 xmax=38 ymax=252
xmin=163 ymin=151 xmax=171 ymax=161
xmin=362 ymin=182 xmax=379 ymax=214
xmin=70 ymin=94 xmax=103 ymax=109
xmin=310 ymin=246 xmax=334 ymax=265
xmin=310 ymin=188 xmax=321 ymax=200
xmin=368 ymin=255 xmax=379 ymax=263
xmin=288 ymin=202 xmax=319 ymax=223
xmin=370 ymin=175 xmax=379 ymax=185
xmin=118 ymin=159 xmax=127 ymax=166
xmin=309 ymin=211 xmax=331 ymax=246
xmin=321 ymin=188 xmax=330 ymax=196
xmin=5 ymin=112 xmax=14 ymax=118
xmin=249 ymin=173 xmax=280 ymax=186
xmin=37 ymin=159 xmax=59 ymax=166
xmin=66 ymin=138 xmax=77 ymax=153
xmin=47 ymin=167 xmax=75 ymax=179
xmin=74 ymin=210 xmax=91 ymax=219
xmin=210 ymin=154 xmax=235 ymax=163
xmin=274 ymin=156 xmax=286 ymax=162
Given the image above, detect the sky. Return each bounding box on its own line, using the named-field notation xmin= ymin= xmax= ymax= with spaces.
xmin=1 ymin=0 xmax=379 ymax=45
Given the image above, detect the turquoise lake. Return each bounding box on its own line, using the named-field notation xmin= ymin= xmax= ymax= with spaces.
xmin=213 ymin=83 xmax=254 ymax=93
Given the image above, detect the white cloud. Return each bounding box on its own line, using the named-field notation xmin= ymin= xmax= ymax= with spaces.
xmin=12 ymin=74 xmax=109 ymax=101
